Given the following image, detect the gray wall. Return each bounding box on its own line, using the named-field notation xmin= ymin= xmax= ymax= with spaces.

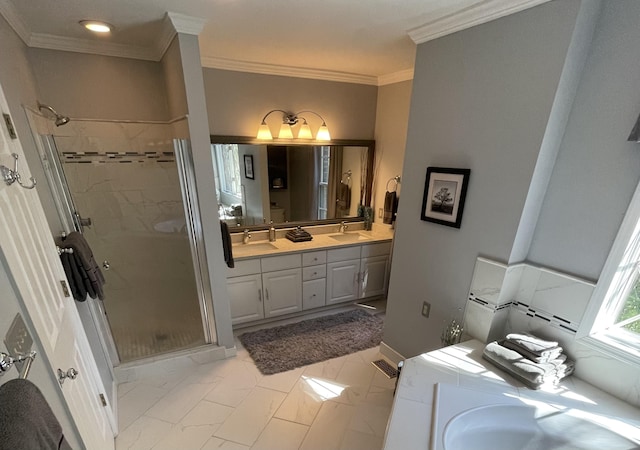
xmin=202 ymin=68 xmax=378 ymax=140
xmin=28 ymin=48 xmax=170 ymax=121
xmin=383 ymin=0 xmax=584 ymax=357
xmin=528 ymin=0 xmax=640 ymax=280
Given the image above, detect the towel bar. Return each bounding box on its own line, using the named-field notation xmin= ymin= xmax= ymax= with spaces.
xmin=0 ymin=351 xmax=37 ymax=379
xmin=56 ymin=246 xmax=73 ymax=255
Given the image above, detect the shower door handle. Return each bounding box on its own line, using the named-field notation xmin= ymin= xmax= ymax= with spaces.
xmin=73 ymin=211 xmax=92 ymax=231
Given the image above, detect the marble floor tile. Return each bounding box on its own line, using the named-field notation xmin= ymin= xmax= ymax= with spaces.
xmin=116 ymin=415 xmax=172 ymax=450
xmin=213 ymin=387 xmax=286 ymax=446
xmin=181 ymin=399 xmax=234 ymax=430
xmin=201 ymin=437 xmax=250 ymax=450
xmin=151 ymin=423 xmax=218 ymax=450
xmin=299 ymin=401 xmax=356 ymax=450
xmin=302 ymin=355 xmax=347 ymax=380
xmin=257 ymin=367 xmax=306 ymax=393
xmin=116 ymin=345 xmax=393 ymax=450
xmin=206 ymin=360 xmax=263 ymax=407
xmin=339 ymin=429 xmax=384 ymax=450
xmin=251 ymin=418 xmax=309 ymax=450
xmin=118 ymin=384 xmax=169 ymax=431
xmin=273 ymin=378 xmax=325 ymax=425
xmin=145 ymin=379 xmax=216 ymax=424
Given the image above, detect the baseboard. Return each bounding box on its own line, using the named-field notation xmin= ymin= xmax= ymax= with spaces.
xmin=379 ymin=341 xmax=406 ymax=365
xmin=114 ymin=344 xmax=228 ymax=383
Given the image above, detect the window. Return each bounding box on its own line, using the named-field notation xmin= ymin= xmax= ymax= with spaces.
xmin=317 ymin=146 xmax=330 ymax=219
xmin=213 ymin=144 xmax=241 ymax=197
xmin=580 ymin=182 xmax=640 ymax=360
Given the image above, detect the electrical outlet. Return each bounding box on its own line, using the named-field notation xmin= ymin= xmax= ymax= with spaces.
xmin=378 ymin=208 xmax=383 ymax=218
xmin=421 ymin=301 xmax=431 ymax=318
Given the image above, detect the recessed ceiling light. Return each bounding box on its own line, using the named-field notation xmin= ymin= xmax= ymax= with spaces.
xmin=79 ymin=20 xmax=112 ymax=33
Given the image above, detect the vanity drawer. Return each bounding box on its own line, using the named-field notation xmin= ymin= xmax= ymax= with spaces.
xmin=303 ymin=278 xmax=326 ymax=310
xmin=361 ymin=242 xmax=392 ymax=258
xmin=261 ymin=254 xmax=301 ymax=272
xmin=303 ymin=251 xmax=327 ymax=266
xmin=227 ymin=258 xmax=261 ymax=278
xmin=327 ymin=246 xmax=361 ymax=262
xmin=303 ymin=264 xmax=326 ymax=281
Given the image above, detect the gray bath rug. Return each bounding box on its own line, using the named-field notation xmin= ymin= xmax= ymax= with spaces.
xmin=239 ymin=309 xmax=383 ymax=375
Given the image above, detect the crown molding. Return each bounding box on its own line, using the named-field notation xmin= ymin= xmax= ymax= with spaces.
xmin=167 ymin=12 xmax=206 ymax=36
xmin=408 ymin=0 xmax=552 ymax=44
xmin=0 ymin=0 xmax=31 ymax=44
xmin=378 ymin=68 xmax=414 ymax=86
xmin=155 ymin=14 xmax=177 ymax=59
xmin=28 ymin=33 xmax=157 ymax=60
xmin=201 ymin=56 xmax=379 ymax=86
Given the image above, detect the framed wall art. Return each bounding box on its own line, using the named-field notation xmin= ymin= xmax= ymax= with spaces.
xmin=244 ymin=154 xmax=255 ymax=179
xmin=421 ymin=167 xmax=470 ymax=228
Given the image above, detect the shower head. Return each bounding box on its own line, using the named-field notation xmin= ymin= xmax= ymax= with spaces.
xmin=37 ymin=102 xmax=70 ymax=127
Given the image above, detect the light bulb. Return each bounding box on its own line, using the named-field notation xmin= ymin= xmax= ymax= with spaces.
xmin=297 ymin=121 xmax=313 ymax=139
xmin=257 ymin=123 xmax=273 ymax=140
xmin=278 ymin=123 xmax=294 ymax=139
xmin=80 ymin=20 xmax=112 ymax=33
xmin=316 ymin=123 xmax=331 ymax=141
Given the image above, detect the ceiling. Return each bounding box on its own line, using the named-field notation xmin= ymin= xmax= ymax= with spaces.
xmin=0 ymin=0 xmax=549 ymax=85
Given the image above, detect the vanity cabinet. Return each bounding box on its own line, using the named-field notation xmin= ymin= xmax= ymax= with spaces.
xmin=262 ymin=268 xmax=302 ymax=317
xmin=227 ymin=241 xmax=390 ymax=326
xmin=326 ymin=243 xmax=390 ymax=305
xmin=228 ymin=274 xmax=264 ymax=324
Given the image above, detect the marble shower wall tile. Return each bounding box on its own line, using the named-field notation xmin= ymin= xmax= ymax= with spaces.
xmin=527 ymin=268 xmax=595 ymax=324
xmin=468 ymin=258 xmax=507 ymax=305
xmin=463 ymin=300 xmax=495 ymax=343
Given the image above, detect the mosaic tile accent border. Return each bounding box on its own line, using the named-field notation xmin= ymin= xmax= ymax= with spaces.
xmin=61 ymin=151 xmax=176 ymax=164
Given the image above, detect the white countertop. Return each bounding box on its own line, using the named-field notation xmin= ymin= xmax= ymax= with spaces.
xmin=383 ymin=339 xmax=640 ymax=450
xmin=230 ymin=222 xmax=394 ymax=259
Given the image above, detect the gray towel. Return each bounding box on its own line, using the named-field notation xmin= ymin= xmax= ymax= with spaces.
xmin=483 ymin=341 xmax=573 ymax=390
xmin=505 ymin=333 xmax=558 ymax=353
xmin=383 ymin=191 xmax=397 ymax=224
xmin=55 ymin=232 xmax=105 ymax=300
xmin=503 ymin=338 xmax=562 ymax=363
xmin=0 ymin=378 xmax=71 ymax=449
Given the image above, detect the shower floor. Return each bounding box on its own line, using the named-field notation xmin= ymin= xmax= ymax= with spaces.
xmin=104 ymin=284 xmax=206 ymax=363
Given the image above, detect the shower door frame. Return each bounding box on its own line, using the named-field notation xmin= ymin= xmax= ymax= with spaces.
xmin=32 ymin=126 xmax=216 ymax=365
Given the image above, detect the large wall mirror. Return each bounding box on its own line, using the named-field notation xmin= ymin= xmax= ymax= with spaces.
xmin=211 ymin=136 xmax=375 ymax=231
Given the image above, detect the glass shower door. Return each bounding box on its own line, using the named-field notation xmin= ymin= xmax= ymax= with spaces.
xmin=48 ymin=132 xmax=208 ymax=363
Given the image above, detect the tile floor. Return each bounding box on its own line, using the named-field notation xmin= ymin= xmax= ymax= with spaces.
xmin=115 ymin=338 xmax=396 ymax=450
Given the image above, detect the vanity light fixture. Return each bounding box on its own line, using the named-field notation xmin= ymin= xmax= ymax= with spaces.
xmin=257 ymin=109 xmax=331 ymax=141
xmin=79 ymin=20 xmax=112 ymax=33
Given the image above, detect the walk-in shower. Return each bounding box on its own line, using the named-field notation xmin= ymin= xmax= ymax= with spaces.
xmin=27 ymin=111 xmax=215 ymax=363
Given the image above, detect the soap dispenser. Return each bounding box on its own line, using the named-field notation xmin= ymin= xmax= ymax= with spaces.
xmin=269 ymin=221 xmax=276 ymax=242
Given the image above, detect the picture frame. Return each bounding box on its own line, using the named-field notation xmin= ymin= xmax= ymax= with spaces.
xmin=244 ymin=154 xmax=254 ymax=179
xmin=421 ymin=167 xmax=470 ymax=228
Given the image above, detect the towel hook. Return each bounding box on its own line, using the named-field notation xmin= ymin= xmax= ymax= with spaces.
xmin=0 ymin=153 xmax=37 ymax=189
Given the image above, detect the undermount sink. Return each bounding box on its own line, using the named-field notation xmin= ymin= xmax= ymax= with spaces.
xmin=241 ymin=242 xmax=278 ymax=251
xmin=328 ymin=232 xmax=371 ymax=242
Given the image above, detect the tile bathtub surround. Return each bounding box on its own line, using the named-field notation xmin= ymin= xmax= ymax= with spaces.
xmin=115 ymin=339 xmax=396 ymax=450
xmin=383 ymin=339 xmax=640 ymax=450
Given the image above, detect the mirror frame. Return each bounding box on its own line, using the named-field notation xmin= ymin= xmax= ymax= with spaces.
xmin=210 ymin=135 xmax=376 ymax=232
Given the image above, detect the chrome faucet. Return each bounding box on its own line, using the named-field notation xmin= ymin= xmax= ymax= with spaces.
xmin=339 ymin=221 xmax=348 ymax=233
xmin=243 ymin=229 xmax=252 ymax=244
